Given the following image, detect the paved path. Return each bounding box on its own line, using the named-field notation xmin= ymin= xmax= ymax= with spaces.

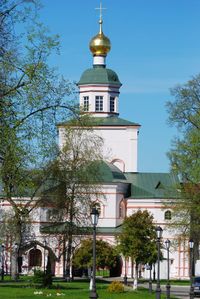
xmin=141 ymin=283 xmax=190 ymax=299
xmin=102 ymin=277 xmax=191 ymax=299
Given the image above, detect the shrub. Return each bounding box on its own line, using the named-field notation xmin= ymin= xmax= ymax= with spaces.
xmin=33 ymin=269 xmax=45 ymax=287
xmin=32 ymin=268 xmax=52 ymax=288
xmin=107 ymin=281 xmax=124 ymax=293
xmin=43 ymin=272 xmax=52 ymax=288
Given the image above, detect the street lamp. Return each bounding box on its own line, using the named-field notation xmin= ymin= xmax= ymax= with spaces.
xmin=89 ymin=207 xmax=99 ymax=299
xmin=146 ymin=263 xmax=152 ymax=293
xmin=189 ymin=239 xmax=194 ymax=299
xmin=155 ymin=226 xmax=163 ymax=299
xmin=165 ymin=239 xmax=171 ymax=299
xmin=1 ymin=244 xmax=5 ymax=281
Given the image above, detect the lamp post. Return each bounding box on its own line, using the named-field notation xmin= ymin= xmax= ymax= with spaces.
xmin=155 ymin=226 xmax=163 ymax=299
xmin=89 ymin=207 xmax=99 ymax=299
xmin=189 ymin=239 xmax=194 ymax=299
xmin=44 ymin=240 xmax=47 ymax=273
xmin=1 ymin=244 xmax=5 ymax=281
xmin=165 ymin=239 xmax=171 ymax=299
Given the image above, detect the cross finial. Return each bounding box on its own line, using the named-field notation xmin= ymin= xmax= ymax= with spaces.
xmin=95 ymin=2 xmax=106 ymax=31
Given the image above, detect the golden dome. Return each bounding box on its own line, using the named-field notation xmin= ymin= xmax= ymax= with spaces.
xmin=89 ymin=20 xmax=111 ymax=56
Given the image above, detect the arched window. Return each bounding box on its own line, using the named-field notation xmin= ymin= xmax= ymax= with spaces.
xmin=119 ymin=200 xmax=125 ymax=218
xmin=164 ymin=210 xmax=172 ymax=220
xmin=29 ymin=248 xmax=42 ymax=267
xmin=111 ymin=159 xmax=125 ymax=172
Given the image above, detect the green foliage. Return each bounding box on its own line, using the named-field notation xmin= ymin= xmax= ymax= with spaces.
xmin=0 ymin=0 xmax=76 ymax=280
xmin=167 ymin=74 xmax=200 ymax=184
xmin=32 ymin=265 xmax=52 ymax=288
xmin=73 ymin=239 xmax=118 ymax=270
xmin=107 ymin=281 xmax=124 ymax=293
xmin=117 ymin=210 xmax=157 ymax=265
xmin=33 ymin=269 xmax=45 ymax=287
xmin=166 ymin=74 xmax=200 ymax=254
xmin=39 ymin=116 xmax=104 ymax=278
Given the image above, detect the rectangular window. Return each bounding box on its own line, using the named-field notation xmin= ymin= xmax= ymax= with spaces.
xmin=95 ymin=96 xmax=103 ymax=112
xmin=110 ymin=97 xmax=115 ymax=112
xmin=83 ymin=96 xmax=89 ymax=111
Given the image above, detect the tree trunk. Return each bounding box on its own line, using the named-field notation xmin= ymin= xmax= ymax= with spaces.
xmin=65 ymin=197 xmax=74 ymax=281
xmin=10 ymin=216 xmax=22 ymax=280
xmin=11 ymin=243 xmax=19 ymax=280
xmin=66 ymin=230 xmax=72 ymax=281
xmin=133 ymin=263 xmax=138 ymax=290
xmin=62 ymin=236 xmax=66 ymax=278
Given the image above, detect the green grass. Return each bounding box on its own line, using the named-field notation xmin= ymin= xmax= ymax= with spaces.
xmin=0 ymin=279 xmax=179 ymax=299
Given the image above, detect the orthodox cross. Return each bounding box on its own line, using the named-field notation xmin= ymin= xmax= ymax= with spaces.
xmin=95 ymin=2 xmax=106 ymax=21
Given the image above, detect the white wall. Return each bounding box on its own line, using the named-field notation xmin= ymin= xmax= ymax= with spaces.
xmin=93 ymin=126 xmax=139 ymax=172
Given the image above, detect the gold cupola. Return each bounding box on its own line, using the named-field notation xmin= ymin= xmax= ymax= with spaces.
xmin=89 ymin=18 xmax=111 ymax=57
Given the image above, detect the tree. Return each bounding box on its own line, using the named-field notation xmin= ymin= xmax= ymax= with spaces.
xmin=72 ymin=239 xmax=118 ymax=272
xmin=166 ymin=74 xmax=200 ymax=260
xmin=0 ymin=0 xmax=77 ymax=279
xmin=40 ymin=117 xmax=104 ymax=280
xmin=117 ymin=210 xmax=157 ymax=290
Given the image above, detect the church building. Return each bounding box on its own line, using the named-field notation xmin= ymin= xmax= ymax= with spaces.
xmin=57 ymin=12 xmax=189 ymax=279
xmin=0 ymin=8 xmax=190 ymax=280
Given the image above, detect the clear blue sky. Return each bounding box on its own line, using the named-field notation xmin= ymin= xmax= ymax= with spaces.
xmin=39 ymin=0 xmax=200 ymax=173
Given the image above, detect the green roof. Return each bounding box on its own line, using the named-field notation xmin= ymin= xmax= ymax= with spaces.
xmin=40 ymin=222 xmax=122 ymax=235
xmin=97 ymin=225 xmax=122 ymax=234
xmin=90 ymin=117 xmax=140 ymax=127
xmin=125 ymin=172 xmax=180 ymax=199
xmin=58 ymin=117 xmax=140 ymax=127
xmin=78 ymin=66 xmax=121 ymax=86
xmin=40 ymin=222 xmax=90 ymax=234
xmin=97 ymin=161 xmax=127 ymax=182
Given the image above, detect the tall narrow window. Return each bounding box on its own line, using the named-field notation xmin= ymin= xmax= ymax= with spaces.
xmin=83 ymin=96 xmax=89 ymax=111
xmin=29 ymin=248 xmax=42 ymax=267
xmin=164 ymin=210 xmax=172 ymax=220
xmin=95 ymin=96 xmax=103 ymax=111
xmin=110 ymin=97 xmax=115 ymax=112
xmin=119 ymin=199 xmax=125 ymax=218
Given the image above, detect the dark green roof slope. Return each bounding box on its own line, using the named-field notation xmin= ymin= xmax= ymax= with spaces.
xmin=90 ymin=117 xmax=140 ymax=127
xmin=97 ymin=225 xmax=122 ymax=234
xmin=58 ymin=117 xmax=140 ymax=127
xmin=78 ymin=66 xmax=121 ymax=86
xmin=125 ymin=172 xmax=180 ymax=199
xmin=40 ymin=222 xmax=122 ymax=235
xmin=40 ymin=222 xmax=90 ymax=234
xmin=98 ymin=161 xmax=127 ymax=182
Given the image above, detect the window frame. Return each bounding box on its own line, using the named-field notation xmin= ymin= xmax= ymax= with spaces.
xmin=164 ymin=210 xmax=172 ymax=220
xmin=83 ymin=96 xmax=89 ymax=112
xmin=95 ymin=96 xmax=103 ymax=112
xmin=110 ymin=96 xmax=115 ymax=112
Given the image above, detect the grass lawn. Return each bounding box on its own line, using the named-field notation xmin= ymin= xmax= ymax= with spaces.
xmin=0 ymin=278 xmax=179 ymax=299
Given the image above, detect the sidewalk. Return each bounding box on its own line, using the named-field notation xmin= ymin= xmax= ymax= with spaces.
xmin=101 ymin=277 xmax=190 ymax=299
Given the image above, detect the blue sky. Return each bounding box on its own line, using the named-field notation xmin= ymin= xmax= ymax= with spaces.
xmin=39 ymin=0 xmax=200 ymax=172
